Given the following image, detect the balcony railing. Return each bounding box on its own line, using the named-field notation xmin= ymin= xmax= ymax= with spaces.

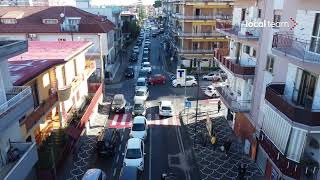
xmin=176 ymin=31 xmax=225 ymax=37
xmin=0 ymin=86 xmax=33 ymax=132
xmin=272 ymin=32 xmax=320 ymax=64
xmin=21 ymin=91 xmax=58 ymax=131
xmin=172 ymin=13 xmax=232 ymax=20
xmin=177 ymin=48 xmax=214 ymax=54
xmin=0 ymin=142 xmax=38 ymax=180
xmin=84 ymin=60 xmax=96 ymax=78
xmin=171 ymin=0 xmax=234 ymax=2
xmin=265 ymin=83 xmax=320 ymax=126
xmin=214 ymin=48 xmax=255 ymax=76
xmin=58 ymin=77 xmax=82 ymax=102
xmin=259 ymin=131 xmax=301 ymax=179
xmin=215 ymin=86 xmax=251 ymax=112
xmin=216 ymin=22 xmax=260 ymax=39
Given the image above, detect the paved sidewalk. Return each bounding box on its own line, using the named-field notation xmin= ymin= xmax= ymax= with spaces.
xmin=57 ymin=103 xmax=110 ymax=180
xmin=180 ymin=109 xmax=263 ymax=180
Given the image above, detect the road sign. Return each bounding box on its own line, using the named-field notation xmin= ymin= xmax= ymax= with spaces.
xmin=176 ymin=69 xmax=186 ymax=81
xmin=185 ymin=100 xmax=191 ymax=109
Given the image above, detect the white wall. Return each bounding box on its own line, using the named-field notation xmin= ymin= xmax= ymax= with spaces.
xmin=294 ymin=10 xmax=318 ymax=41
xmin=284 ymin=63 xmax=297 ymax=99
xmin=312 ymin=77 xmax=320 ymax=110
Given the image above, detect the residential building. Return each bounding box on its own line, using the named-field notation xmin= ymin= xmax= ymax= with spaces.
xmin=121 ymin=11 xmax=138 ymax=41
xmin=0 ymin=0 xmax=76 ymax=6
xmin=0 ymin=6 xmax=117 ymax=81
xmin=164 ymin=0 xmax=233 ymax=68
xmin=9 ymin=41 xmax=94 ymax=146
xmin=0 ymin=40 xmax=38 ymax=180
xmin=215 ymin=0 xmax=320 ymax=179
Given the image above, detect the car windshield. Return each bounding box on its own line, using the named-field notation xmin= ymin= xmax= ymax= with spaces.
xmin=136 ymin=91 xmax=145 ymax=96
xmin=143 ymin=64 xmax=150 ymax=67
xmin=137 ymin=82 xmax=146 ymax=86
xmin=207 ymin=87 xmax=212 ymax=90
xmin=113 ymin=99 xmax=123 ymax=105
xmin=132 ymin=123 xmax=145 ymax=131
xmin=134 ymin=104 xmax=144 ymax=110
xmin=162 ymin=106 xmax=171 ymax=111
xmin=126 ymin=149 xmax=142 ymax=159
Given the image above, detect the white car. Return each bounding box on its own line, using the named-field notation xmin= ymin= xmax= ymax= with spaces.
xmin=130 ymin=116 xmax=148 ymax=140
xmin=141 ymin=62 xmax=152 ymax=73
xmin=82 ymin=169 xmax=107 ymax=180
xmin=133 ymin=46 xmax=139 ymax=53
xmin=204 ymin=85 xmax=218 ymax=98
xmin=159 ymin=100 xmax=173 ymax=117
xmin=136 ymin=77 xmax=148 ymax=90
xmin=172 ymin=76 xmax=197 ymax=87
xmin=134 ymin=86 xmax=149 ymax=102
xmin=202 ymin=72 xmax=221 ymax=81
xmin=123 ymin=138 xmax=145 ymax=171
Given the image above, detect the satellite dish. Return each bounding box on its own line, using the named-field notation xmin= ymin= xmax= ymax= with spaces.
xmin=60 ymin=13 xmax=65 ymax=18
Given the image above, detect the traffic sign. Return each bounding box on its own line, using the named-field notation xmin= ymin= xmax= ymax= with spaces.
xmin=185 ymin=100 xmax=191 ymax=109
xmin=176 ymin=69 xmax=186 ymax=81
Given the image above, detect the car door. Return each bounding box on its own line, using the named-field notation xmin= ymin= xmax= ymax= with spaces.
xmin=208 ymin=73 xmax=214 ymax=80
xmin=186 ymin=77 xmax=192 ymax=86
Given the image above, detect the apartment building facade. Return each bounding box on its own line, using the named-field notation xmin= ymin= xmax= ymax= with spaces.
xmin=0 ymin=0 xmax=76 ymax=6
xmin=0 ymin=6 xmax=116 ymax=81
xmin=0 ymin=40 xmax=38 ymax=180
xmin=8 ymin=41 xmax=94 ymax=146
xmin=215 ymin=0 xmax=320 ymax=179
xmin=165 ymin=0 xmax=233 ymax=68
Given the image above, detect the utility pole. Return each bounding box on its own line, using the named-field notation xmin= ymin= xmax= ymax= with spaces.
xmin=194 ymin=60 xmax=200 ymax=147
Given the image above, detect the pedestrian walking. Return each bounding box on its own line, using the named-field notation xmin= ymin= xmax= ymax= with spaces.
xmin=218 ymin=100 xmax=221 ymax=113
xmin=211 ymin=132 xmax=217 ymax=150
xmin=224 ymin=139 xmax=232 ymax=156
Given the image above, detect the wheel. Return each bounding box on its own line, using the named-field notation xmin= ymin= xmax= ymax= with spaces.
xmin=177 ymin=84 xmax=181 ymax=87
xmin=192 ymin=83 xmax=197 ymax=86
xmin=203 ymin=78 xmax=208 ymax=81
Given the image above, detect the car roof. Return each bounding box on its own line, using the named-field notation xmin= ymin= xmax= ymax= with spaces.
xmin=137 ymin=77 xmax=146 ymax=82
xmin=127 ymin=138 xmax=142 ymax=149
xmin=207 ymin=85 xmax=214 ymax=89
xmin=133 ymin=116 xmax=146 ymax=124
xmin=120 ymin=166 xmax=139 ymax=180
xmin=136 ymin=86 xmax=147 ymax=91
xmin=161 ymin=100 xmax=172 ymax=106
xmin=114 ymin=94 xmax=124 ymax=99
xmin=82 ymin=169 xmax=102 ymax=180
xmin=186 ymin=75 xmax=195 ymax=78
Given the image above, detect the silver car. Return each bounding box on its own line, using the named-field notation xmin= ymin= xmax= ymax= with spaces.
xmin=133 ymin=100 xmax=146 ymax=116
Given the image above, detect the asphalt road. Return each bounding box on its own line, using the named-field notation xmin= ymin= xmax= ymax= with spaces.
xmin=91 ymin=32 xmax=213 ymax=180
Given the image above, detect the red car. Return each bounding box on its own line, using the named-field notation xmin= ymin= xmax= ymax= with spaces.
xmin=148 ymin=74 xmax=166 ymax=85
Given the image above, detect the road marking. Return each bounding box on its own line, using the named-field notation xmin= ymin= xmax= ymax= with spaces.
xmin=111 ymin=114 xmax=119 ymax=126
xmin=113 ymin=168 xmax=117 ymax=177
xmin=148 ymin=126 xmax=152 ymax=180
xmin=162 ymin=117 xmax=168 ymax=126
xmin=116 ymin=155 xmax=119 ymax=163
xmin=120 ymin=113 xmax=128 ymax=125
xmin=121 ymin=134 xmax=124 ymax=141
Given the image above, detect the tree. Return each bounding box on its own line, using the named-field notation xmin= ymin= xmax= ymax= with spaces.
xmin=153 ymin=0 xmax=162 ymax=8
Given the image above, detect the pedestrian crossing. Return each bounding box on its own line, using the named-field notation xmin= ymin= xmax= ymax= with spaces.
xmin=206 ymin=98 xmax=220 ymax=104
xmin=107 ymin=113 xmax=180 ymax=129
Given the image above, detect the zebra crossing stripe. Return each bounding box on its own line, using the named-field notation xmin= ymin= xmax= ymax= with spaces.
xmin=120 ymin=114 xmax=128 ymax=125
xmin=162 ymin=117 xmax=168 ymax=125
xmin=111 ymin=114 xmax=119 ymax=126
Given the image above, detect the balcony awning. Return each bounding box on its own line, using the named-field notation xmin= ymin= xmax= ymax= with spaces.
xmin=65 ymin=127 xmax=82 ymax=140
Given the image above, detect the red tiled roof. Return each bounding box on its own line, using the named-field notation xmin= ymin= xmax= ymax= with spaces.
xmin=9 ymin=41 xmax=93 ymax=86
xmin=0 ymin=6 xmax=114 ymax=33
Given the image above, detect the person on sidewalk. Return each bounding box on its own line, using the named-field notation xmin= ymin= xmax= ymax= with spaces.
xmin=211 ymin=132 xmax=217 ymax=150
xmin=218 ymin=100 xmax=221 ymax=113
xmin=224 ymin=139 xmax=232 ymax=157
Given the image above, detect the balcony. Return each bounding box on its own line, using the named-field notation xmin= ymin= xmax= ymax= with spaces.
xmin=84 ymin=60 xmax=96 ymax=79
xmin=177 ymin=48 xmax=214 ymax=54
xmin=0 ymin=40 xmax=28 ymax=62
xmin=214 ymin=48 xmax=255 ymax=76
xmin=265 ymin=83 xmax=320 ymax=126
xmin=172 ymin=13 xmax=232 ymax=20
xmin=21 ymin=91 xmax=58 ymax=132
xmin=216 ymin=22 xmax=260 ymax=40
xmin=0 ymin=86 xmax=34 ymax=132
xmin=0 ymin=142 xmax=38 ymax=180
xmin=215 ymin=86 xmax=251 ymax=112
xmin=272 ymin=33 xmax=320 ymax=64
xmin=175 ymin=31 xmax=225 ymax=37
xmin=58 ymin=77 xmax=82 ymax=102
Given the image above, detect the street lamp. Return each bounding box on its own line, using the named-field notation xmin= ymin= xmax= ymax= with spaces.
xmin=193 ymin=59 xmax=201 ymax=147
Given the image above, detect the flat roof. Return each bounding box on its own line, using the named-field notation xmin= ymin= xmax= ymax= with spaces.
xmin=8 ymin=41 xmax=93 ymax=86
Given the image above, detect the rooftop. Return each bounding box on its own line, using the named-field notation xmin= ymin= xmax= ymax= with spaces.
xmin=0 ymin=6 xmax=114 ymax=33
xmin=8 ymin=41 xmax=93 ymax=86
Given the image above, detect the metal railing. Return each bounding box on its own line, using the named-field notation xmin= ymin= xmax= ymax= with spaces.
xmin=215 ymin=86 xmax=251 ymax=112
xmin=177 ymin=48 xmax=214 ymax=54
xmin=272 ymin=32 xmax=320 ymax=64
xmin=216 ymin=22 xmax=260 ymax=39
xmin=176 ymin=31 xmax=225 ymax=37
xmin=172 ymin=13 xmax=232 ymax=20
xmin=0 ymin=86 xmax=32 ymax=116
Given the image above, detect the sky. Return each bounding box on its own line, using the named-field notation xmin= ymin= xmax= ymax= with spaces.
xmin=91 ymin=0 xmax=155 ymax=6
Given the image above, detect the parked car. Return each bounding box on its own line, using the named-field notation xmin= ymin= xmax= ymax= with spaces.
xmin=141 ymin=62 xmax=152 ymax=74
xmin=111 ymin=94 xmax=126 ymax=113
xmin=138 ymin=69 xmax=150 ymax=79
xmin=133 ymin=46 xmax=140 ymax=53
xmin=124 ymin=67 xmax=135 ymax=78
xmin=119 ymin=166 xmax=142 ymax=180
xmin=202 ymin=72 xmax=221 ymax=81
xmin=204 ymin=85 xmax=218 ymax=98
xmin=159 ymin=100 xmax=173 ymax=117
xmin=134 ymin=86 xmax=149 ymax=102
xmin=136 ymin=77 xmax=148 ymax=90
xmin=82 ymin=169 xmax=107 ymax=180
xmin=133 ymin=99 xmax=146 ymax=116
xmin=129 ymin=116 xmax=148 ymax=140
xmin=172 ymin=76 xmax=197 ymax=87
xmin=143 ymin=47 xmax=150 ymax=52
xmin=152 ymin=33 xmax=157 ymax=37
xmin=142 ymin=57 xmax=149 ymax=64
xmin=97 ymin=128 xmax=120 ymax=156
xmin=123 ymin=138 xmax=146 ymax=171
xmin=130 ymin=53 xmax=138 ymax=62
xmin=147 ymin=74 xmax=166 ymax=85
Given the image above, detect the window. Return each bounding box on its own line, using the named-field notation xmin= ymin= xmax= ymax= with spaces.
xmin=58 ymin=38 xmax=66 ymax=41
xmin=243 ymin=45 xmax=250 ymax=54
xmin=28 ymin=33 xmax=37 ymax=40
xmin=241 ymin=8 xmax=246 ymax=21
xmin=258 ymin=9 xmax=262 ymax=18
xmin=265 ymin=54 xmax=275 ymax=73
xmin=195 ymin=8 xmax=201 ymax=16
xmin=252 ymin=49 xmax=257 ymax=57
xmin=0 ymin=18 xmax=17 ymax=24
xmin=273 ymin=15 xmax=281 ymax=29
xmin=42 ymin=19 xmax=58 ymax=24
xmin=192 ymin=42 xmax=199 ymax=50
xmin=310 ymin=13 xmax=320 ymax=54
